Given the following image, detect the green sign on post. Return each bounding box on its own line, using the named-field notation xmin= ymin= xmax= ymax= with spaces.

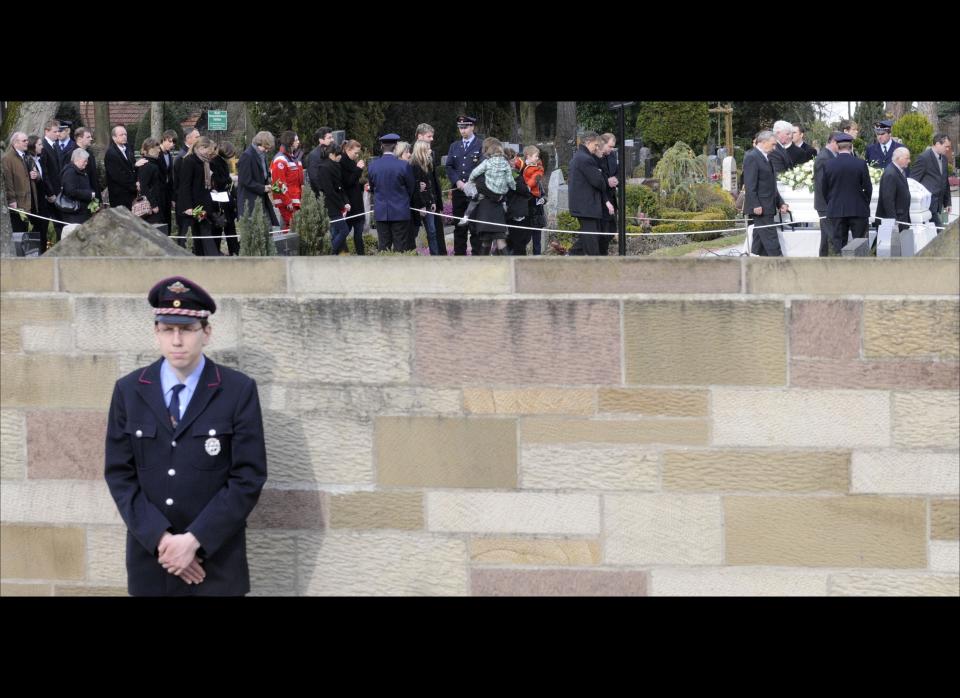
xmin=207 ymin=110 xmax=228 ymax=131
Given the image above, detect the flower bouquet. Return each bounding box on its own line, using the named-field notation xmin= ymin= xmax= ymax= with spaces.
xmin=271 ymin=180 xmax=288 ymax=195
xmin=867 ymin=165 xmax=883 ymax=185
xmin=87 ymin=199 xmax=100 ymax=214
xmin=191 ymin=205 xmax=207 ymax=222
xmin=777 ymin=160 xmax=815 ymax=193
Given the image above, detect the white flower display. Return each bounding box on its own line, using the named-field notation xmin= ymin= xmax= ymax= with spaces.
xmin=778 ymin=161 xmax=885 ymax=193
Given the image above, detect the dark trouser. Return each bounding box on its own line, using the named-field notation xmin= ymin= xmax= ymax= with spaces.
xmin=816 ymin=210 xmax=831 ymax=257
xmin=36 ymin=196 xmax=62 ymax=246
xmin=377 ymin=220 xmax=409 ymax=252
xmin=224 ymin=215 xmax=239 ymax=256
xmin=529 ymin=204 xmax=545 ymax=255
xmin=174 ymin=213 xmax=191 ymax=248
xmin=164 ymin=197 xmax=174 ymax=235
xmin=330 ymin=219 xmax=350 ymax=254
xmin=347 ymin=214 xmax=365 ymax=254
xmin=507 ymin=218 xmax=531 ymax=255
xmin=599 ymin=215 xmax=616 ymax=256
xmin=749 ymin=214 xmax=783 ymax=256
xmin=9 ymin=209 xmax=29 ymax=233
xmin=930 ymin=208 xmax=944 ymax=229
xmin=451 ymin=189 xmax=479 ymax=255
xmin=191 ymin=219 xmax=221 ymax=256
xmin=406 ymin=211 xmax=420 ymax=251
xmin=829 ymin=216 xmax=867 ymax=255
xmin=569 ymin=217 xmax=603 ymax=255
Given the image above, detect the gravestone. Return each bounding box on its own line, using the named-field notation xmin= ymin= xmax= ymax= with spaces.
xmin=707 ymin=155 xmax=719 ymax=181
xmin=545 ymin=168 xmax=567 ymax=226
xmin=722 ymin=156 xmax=738 ymax=194
xmin=841 ymin=237 xmax=870 ymax=257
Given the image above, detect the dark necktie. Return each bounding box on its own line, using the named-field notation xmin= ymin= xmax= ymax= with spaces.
xmin=168 ymin=384 xmax=185 ymax=429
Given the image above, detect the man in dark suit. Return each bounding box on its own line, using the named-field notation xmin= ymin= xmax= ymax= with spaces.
xmin=172 ymin=129 xmax=200 ymax=242
xmin=104 ymin=276 xmax=267 ymax=596
xmin=446 ymin=115 xmax=485 ymax=255
xmin=39 ymin=119 xmax=65 ymax=242
xmin=813 ymin=132 xmax=839 ymax=256
xmin=790 ymin=124 xmax=817 ymax=166
xmin=910 ymin=133 xmax=953 ymax=227
xmin=876 ymin=147 xmax=912 ymax=232
xmin=368 ymin=133 xmax=416 ymax=252
xmin=744 ymin=130 xmax=789 ymax=256
xmin=568 ymin=131 xmax=615 ymax=256
xmin=864 ymin=120 xmax=904 ymax=170
xmin=769 ymin=120 xmax=799 ymax=174
xmin=104 ymin=125 xmax=137 ymax=210
xmin=237 ymin=131 xmax=279 ymax=229
xmin=822 ymin=132 xmax=873 ymax=254
xmin=157 ymin=130 xmax=179 ymax=234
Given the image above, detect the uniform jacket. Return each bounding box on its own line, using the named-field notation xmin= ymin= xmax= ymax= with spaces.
xmin=865 ymin=139 xmax=904 ymax=170
xmin=367 ymin=153 xmax=415 ymax=222
xmin=445 ymin=135 xmax=484 ymax=185
xmin=104 ymin=357 xmax=267 ymax=596
xmin=270 ymin=151 xmax=304 ymax=212
xmin=823 ymin=153 xmax=873 ymax=218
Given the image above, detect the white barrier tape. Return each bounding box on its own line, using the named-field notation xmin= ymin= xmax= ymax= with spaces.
xmin=7 ymin=207 xmax=72 ymax=226
xmin=420 ymin=208 xmax=745 ymax=237
xmin=630 ymin=215 xmax=743 ymax=222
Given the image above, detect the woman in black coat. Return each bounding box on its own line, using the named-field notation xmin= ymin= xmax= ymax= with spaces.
xmin=410 ymin=140 xmax=446 ymax=255
xmin=135 ymin=138 xmax=165 ymax=226
xmin=339 ymin=139 xmax=367 ymax=254
xmin=177 ymin=136 xmax=221 ymax=256
xmin=60 ymin=149 xmax=98 ymax=225
xmin=314 ymin=143 xmax=351 ymax=254
xmin=213 ymin=142 xmax=239 ymax=256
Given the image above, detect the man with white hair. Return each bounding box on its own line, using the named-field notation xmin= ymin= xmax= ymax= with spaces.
xmin=769 ymin=120 xmax=798 ymax=174
xmin=2 ymin=131 xmax=38 ymax=235
xmin=876 ymin=147 xmax=911 ymax=233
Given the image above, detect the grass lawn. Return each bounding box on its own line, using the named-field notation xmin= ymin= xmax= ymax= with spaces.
xmin=647 ymin=233 xmax=746 ymax=257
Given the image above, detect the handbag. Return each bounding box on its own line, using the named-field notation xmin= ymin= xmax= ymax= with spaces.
xmin=54 ymin=192 xmax=79 ymax=213
xmin=131 ymin=181 xmax=152 ymax=217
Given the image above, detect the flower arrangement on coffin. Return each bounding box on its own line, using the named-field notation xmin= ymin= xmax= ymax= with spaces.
xmin=778 ymin=161 xmax=885 ymax=193
xmin=777 ymin=160 xmax=815 ymax=192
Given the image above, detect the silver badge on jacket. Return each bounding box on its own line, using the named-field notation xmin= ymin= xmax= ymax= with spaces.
xmin=205 ymin=437 xmax=221 ymax=456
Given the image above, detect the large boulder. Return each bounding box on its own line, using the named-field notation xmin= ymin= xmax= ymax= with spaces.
xmin=918 ymin=218 xmax=959 ymax=258
xmin=46 ymin=207 xmax=192 ymax=257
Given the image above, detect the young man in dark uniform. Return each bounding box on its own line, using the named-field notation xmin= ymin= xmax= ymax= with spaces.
xmin=445 ymin=115 xmax=484 ymax=255
xmin=104 ymin=276 xmax=267 ymax=596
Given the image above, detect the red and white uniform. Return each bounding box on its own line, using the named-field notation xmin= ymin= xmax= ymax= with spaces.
xmin=270 ymin=151 xmax=304 ymax=226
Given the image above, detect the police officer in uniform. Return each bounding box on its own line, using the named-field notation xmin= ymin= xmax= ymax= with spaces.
xmin=864 ymin=120 xmax=904 ymax=170
xmin=104 ymin=276 xmax=267 ymax=596
xmin=367 ymin=133 xmax=417 ymax=252
xmin=445 ymin=115 xmax=484 ymax=255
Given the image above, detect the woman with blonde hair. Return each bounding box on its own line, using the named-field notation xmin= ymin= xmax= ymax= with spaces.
xmin=410 ymin=140 xmax=444 ymax=255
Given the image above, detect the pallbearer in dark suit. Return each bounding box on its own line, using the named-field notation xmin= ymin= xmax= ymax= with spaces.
xmin=823 ymin=132 xmax=873 ymax=254
xmin=104 ymin=276 xmax=267 ymax=596
xmin=864 ymin=120 xmax=905 ymax=170
xmin=790 ymin=124 xmax=817 ymax=166
xmin=743 ymin=130 xmax=789 ymax=256
xmin=910 ymin=134 xmax=953 ymax=227
xmin=876 ymin=147 xmax=912 ymax=232
xmin=813 ymin=133 xmax=839 ymax=256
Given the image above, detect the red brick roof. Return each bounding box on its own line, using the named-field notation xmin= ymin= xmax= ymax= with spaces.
xmin=78 ymin=102 xmax=202 ymax=133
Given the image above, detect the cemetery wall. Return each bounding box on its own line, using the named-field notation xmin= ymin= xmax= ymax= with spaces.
xmin=2 ymin=256 xmax=957 ymax=596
